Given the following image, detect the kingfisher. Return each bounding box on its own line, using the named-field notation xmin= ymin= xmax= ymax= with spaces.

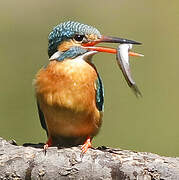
xmin=34 ymin=21 xmax=141 ymax=153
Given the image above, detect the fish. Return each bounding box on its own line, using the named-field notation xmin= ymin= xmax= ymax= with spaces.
xmin=116 ymin=44 xmax=143 ymax=97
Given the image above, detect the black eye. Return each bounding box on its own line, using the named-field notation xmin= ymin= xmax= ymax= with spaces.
xmin=74 ymin=34 xmax=85 ymax=42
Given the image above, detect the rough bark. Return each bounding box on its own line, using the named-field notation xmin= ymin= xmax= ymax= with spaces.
xmin=0 ymin=137 xmax=179 ymax=180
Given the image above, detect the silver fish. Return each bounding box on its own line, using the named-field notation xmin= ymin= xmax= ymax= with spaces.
xmin=116 ymin=44 xmax=142 ymax=97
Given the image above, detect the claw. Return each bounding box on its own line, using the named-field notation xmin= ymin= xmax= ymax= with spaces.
xmin=43 ymin=138 xmax=52 ymax=155
xmin=81 ymin=137 xmax=92 ymax=153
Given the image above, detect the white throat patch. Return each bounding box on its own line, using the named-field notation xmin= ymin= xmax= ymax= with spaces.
xmin=49 ymin=51 xmax=62 ymax=61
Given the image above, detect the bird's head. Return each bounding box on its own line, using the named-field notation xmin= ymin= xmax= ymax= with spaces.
xmin=48 ymin=21 xmax=141 ymax=61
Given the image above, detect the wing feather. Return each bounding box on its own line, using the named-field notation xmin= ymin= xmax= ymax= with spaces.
xmin=37 ymin=101 xmax=48 ymax=137
xmin=95 ymin=74 xmax=104 ymax=111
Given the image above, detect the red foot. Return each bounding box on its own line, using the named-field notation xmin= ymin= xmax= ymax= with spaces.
xmin=44 ymin=138 xmax=52 ymax=153
xmin=81 ymin=137 xmax=92 ymax=153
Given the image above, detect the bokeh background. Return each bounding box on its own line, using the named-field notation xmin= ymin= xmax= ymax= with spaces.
xmin=0 ymin=0 xmax=179 ymax=157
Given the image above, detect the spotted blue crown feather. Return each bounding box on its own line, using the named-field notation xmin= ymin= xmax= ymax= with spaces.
xmin=48 ymin=21 xmax=101 ymax=57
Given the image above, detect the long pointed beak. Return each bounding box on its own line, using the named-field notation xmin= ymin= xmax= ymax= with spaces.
xmin=83 ymin=35 xmax=143 ymax=57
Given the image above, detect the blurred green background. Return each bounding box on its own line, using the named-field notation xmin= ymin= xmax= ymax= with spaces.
xmin=0 ymin=0 xmax=179 ymax=157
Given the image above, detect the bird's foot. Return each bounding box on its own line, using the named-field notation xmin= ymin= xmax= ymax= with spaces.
xmin=43 ymin=138 xmax=52 ymax=155
xmin=81 ymin=137 xmax=92 ymax=153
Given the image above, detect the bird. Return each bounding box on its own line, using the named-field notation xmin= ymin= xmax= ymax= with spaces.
xmin=34 ymin=21 xmax=141 ymax=153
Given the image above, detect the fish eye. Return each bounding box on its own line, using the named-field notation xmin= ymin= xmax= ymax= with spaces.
xmin=73 ymin=34 xmax=85 ymax=42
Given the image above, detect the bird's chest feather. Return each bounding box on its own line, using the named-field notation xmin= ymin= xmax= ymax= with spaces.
xmin=35 ymin=59 xmax=101 ymax=137
xmin=35 ymin=59 xmax=97 ymax=111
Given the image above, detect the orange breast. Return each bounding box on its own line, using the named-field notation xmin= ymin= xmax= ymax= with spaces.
xmin=34 ymin=59 xmax=102 ymax=141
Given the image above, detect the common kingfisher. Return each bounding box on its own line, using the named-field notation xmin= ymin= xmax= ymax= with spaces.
xmin=34 ymin=21 xmax=141 ymax=153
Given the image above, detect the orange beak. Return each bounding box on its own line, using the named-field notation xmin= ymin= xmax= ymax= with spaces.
xmin=83 ymin=35 xmax=143 ymax=57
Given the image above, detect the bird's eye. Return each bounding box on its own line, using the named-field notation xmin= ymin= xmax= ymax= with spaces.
xmin=73 ymin=35 xmax=85 ymax=42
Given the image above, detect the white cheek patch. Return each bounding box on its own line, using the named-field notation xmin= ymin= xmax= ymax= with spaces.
xmin=49 ymin=51 xmax=62 ymax=61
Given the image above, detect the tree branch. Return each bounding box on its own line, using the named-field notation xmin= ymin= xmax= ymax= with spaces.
xmin=0 ymin=137 xmax=179 ymax=179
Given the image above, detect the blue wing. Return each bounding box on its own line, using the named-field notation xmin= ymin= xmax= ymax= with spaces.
xmin=37 ymin=101 xmax=48 ymax=137
xmin=95 ymin=74 xmax=104 ymax=111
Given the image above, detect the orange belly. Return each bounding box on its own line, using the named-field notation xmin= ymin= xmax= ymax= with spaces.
xmin=34 ymin=59 xmax=102 ymax=145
